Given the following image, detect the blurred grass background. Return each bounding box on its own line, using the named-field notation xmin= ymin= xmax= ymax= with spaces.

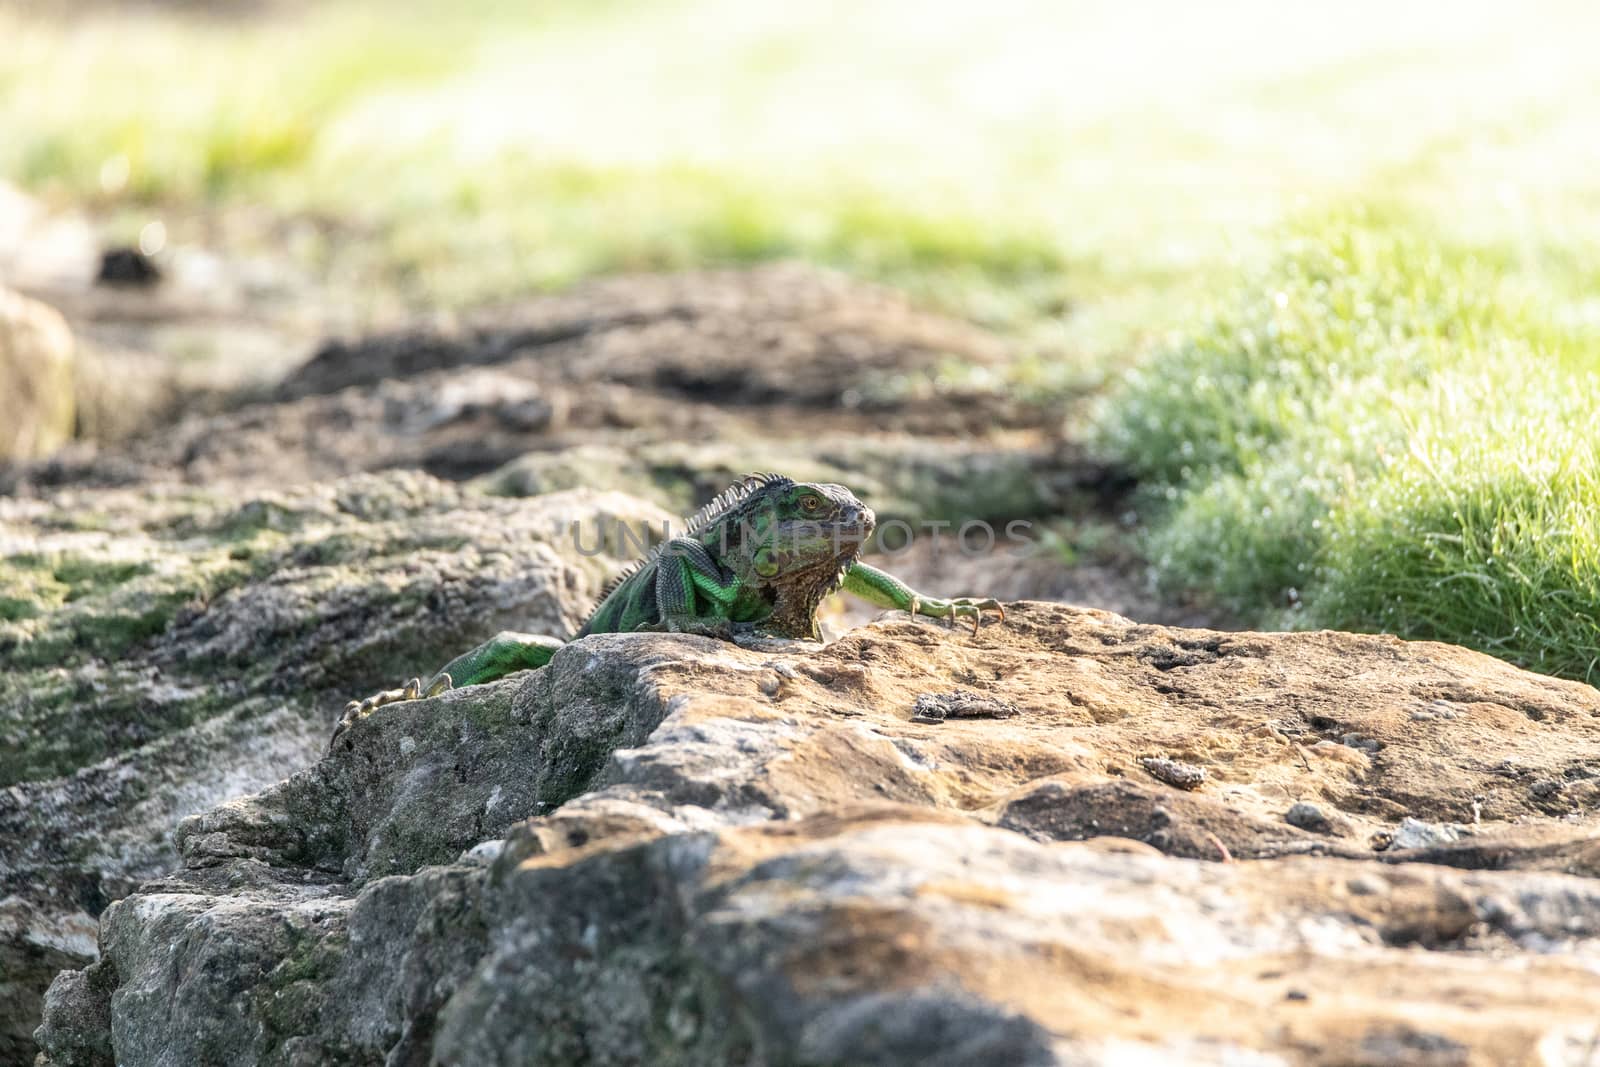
xmin=2 ymin=0 xmax=1598 ymax=678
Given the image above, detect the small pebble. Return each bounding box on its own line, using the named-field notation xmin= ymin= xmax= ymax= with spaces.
xmin=1390 ymin=816 xmax=1461 ymax=850
xmin=911 ymin=690 xmax=1020 ymax=724
xmin=459 ymin=839 xmax=505 ymax=866
xmin=1409 ymin=700 xmax=1459 ymax=721
xmin=97 ymin=246 xmax=162 ymax=287
xmin=1285 ymin=802 xmax=1331 ymax=833
xmin=1529 ymin=779 xmax=1562 ymax=800
xmin=1140 ymin=757 xmax=1206 ymax=790
xmin=1340 ymin=733 xmax=1382 ymax=754
xmin=1492 ymin=758 xmax=1524 ymax=779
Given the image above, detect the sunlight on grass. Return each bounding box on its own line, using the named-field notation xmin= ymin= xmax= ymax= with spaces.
xmin=9 ymin=0 xmax=1598 ymax=325
xmin=1097 ymin=211 xmax=1600 ymax=680
xmin=0 ymin=7 xmax=471 ymax=201
xmin=1321 ymin=386 xmax=1600 ymax=681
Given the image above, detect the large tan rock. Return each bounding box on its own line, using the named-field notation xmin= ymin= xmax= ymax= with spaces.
xmin=34 ymin=603 xmax=1600 ymax=1066
xmin=0 ymin=286 xmax=75 ymax=461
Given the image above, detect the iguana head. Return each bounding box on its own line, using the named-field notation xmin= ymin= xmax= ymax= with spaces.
xmin=751 ymin=480 xmax=872 ymax=639
xmin=694 ymin=475 xmax=874 ymax=638
xmin=736 ymin=479 xmax=874 ymax=577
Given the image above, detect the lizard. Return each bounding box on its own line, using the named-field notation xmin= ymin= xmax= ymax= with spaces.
xmin=335 ymin=473 xmax=1004 ymax=737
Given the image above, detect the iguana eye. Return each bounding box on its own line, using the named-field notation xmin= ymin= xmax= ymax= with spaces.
xmin=799 ymin=494 xmax=823 ymax=513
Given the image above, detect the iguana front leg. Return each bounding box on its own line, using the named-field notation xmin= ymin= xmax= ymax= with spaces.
xmin=841 ymin=562 xmax=1005 ymax=636
xmin=333 ymin=630 xmax=564 ymax=743
xmin=651 ymin=537 xmax=739 ymax=637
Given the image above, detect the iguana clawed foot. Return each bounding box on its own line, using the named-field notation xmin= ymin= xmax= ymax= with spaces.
xmin=332 ymin=672 xmax=452 ymax=743
xmin=907 ymin=595 xmax=1006 ymax=636
xmin=657 ymin=614 xmax=735 ymax=640
xmin=837 ymin=562 xmax=1005 ymax=638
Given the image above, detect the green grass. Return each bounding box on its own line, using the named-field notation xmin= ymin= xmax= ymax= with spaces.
xmin=1319 ymin=394 xmax=1600 ymax=680
xmin=1096 ymin=211 xmax=1600 ymax=681
xmin=0 ymin=3 xmax=536 ymax=203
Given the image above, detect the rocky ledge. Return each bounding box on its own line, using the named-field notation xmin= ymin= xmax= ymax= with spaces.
xmin=0 ymin=473 xmax=669 ymax=1060
xmin=35 ymin=601 xmax=1600 ymax=1066
xmin=0 ymin=264 xmax=1142 ymax=1063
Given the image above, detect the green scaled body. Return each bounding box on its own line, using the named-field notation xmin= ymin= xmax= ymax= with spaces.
xmin=337 ymin=474 xmax=1003 ymax=734
xmin=574 ymin=472 xmax=847 ymax=639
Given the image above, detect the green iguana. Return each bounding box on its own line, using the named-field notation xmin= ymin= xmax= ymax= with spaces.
xmin=336 ymin=474 xmax=1003 ymax=736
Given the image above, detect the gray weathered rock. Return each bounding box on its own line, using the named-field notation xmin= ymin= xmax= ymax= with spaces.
xmin=33 ymin=603 xmax=1600 ymax=1066
xmin=0 ymin=472 xmax=669 ymax=1061
xmin=1390 ymin=816 xmax=1464 ymax=851
xmin=1284 ymin=801 xmax=1331 ymax=833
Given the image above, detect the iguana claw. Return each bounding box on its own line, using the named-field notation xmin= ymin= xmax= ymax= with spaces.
xmin=913 ymin=596 xmax=1005 ymax=637
xmin=661 ymin=614 xmax=735 ymax=640
xmin=950 ymin=596 xmax=1005 ymax=636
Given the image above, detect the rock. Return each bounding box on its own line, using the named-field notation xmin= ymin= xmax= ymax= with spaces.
xmin=0 ymin=287 xmax=74 ymax=462
xmin=1345 ymin=874 xmax=1389 ymax=896
xmin=1390 ymin=817 xmax=1464 ymax=851
xmin=0 ymin=182 xmax=99 ymax=293
xmin=33 ymin=603 xmax=1600 ymax=1065
xmin=0 ymin=472 xmax=671 ymax=1062
xmin=0 ymin=187 xmax=187 ymax=447
xmin=66 ymin=343 xmax=184 ymax=446
xmin=476 ymin=436 xmax=1087 ymax=528
xmin=910 ymin=689 xmax=1021 ymax=724
xmin=1285 ymin=801 xmax=1332 ymax=833
xmin=1139 ymin=755 xmax=1207 ymax=790
xmin=95 ymin=247 xmax=162 ymax=288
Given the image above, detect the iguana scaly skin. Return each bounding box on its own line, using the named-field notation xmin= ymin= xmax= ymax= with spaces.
xmin=336 ymin=474 xmax=1003 ymax=737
